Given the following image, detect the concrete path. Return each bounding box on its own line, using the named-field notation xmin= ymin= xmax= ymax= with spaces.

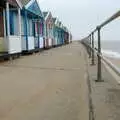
xmin=0 ymin=43 xmax=89 ymax=120
xmin=88 ymin=54 xmax=120 ymax=120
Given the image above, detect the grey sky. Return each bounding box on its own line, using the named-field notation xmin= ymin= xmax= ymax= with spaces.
xmin=38 ymin=0 xmax=120 ymax=40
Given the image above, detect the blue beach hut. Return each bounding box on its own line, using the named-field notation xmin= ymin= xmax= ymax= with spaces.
xmin=52 ymin=17 xmax=58 ymax=47
xmin=21 ymin=0 xmax=44 ymax=53
xmin=52 ymin=18 xmax=63 ymax=47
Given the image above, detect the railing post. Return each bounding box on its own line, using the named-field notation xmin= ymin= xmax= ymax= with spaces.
xmin=85 ymin=37 xmax=88 ymax=54
xmin=87 ymin=36 xmax=90 ymax=57
xmin=91 ymin=32 xmax=95 ymax=65
xmin=89 ymin=35 xmax=92 ymax=58
xmin=97 ymin=27 xmax=102 ymax=82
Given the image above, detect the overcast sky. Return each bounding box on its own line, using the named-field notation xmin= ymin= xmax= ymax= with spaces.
xmin=38 ymin=0 xmax=120 ymax=40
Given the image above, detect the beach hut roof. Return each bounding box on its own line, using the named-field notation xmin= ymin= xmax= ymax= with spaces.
xmin=16 ymin=0 xmax=23 ymax=8
xmin=20 ymin=0 xmax=31 ymax=6
xmin=43 ymin=12 xmax=49 ymax=18
xmin=23 ymin=0 xmax=43 ymax=17
xmin=43 ymin=11 xmax=53 ymax=21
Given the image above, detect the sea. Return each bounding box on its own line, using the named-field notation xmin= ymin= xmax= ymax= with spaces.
xmin=95 ymin=40 xmax=120 ymax=59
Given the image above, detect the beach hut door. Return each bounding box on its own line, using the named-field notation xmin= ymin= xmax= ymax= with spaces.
xmin=0 ymin=7 xmax=4 ymax=37
xmin=0 ymin=7 xmax=4 ymax=51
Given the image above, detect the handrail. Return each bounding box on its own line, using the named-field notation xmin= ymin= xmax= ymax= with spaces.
xmin=81 ymin=9 xmax=120 ymax=82
xmin=82 ymin=41 xmax=120 ymax=78
xmin=90 ymin=10 xmax=120 ymax=34
xmin=99 ymin=10 xmax=120 ymax=29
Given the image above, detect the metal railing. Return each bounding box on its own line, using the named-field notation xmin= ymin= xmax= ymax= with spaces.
xmin=81 ymin=10 xmax=120 ymax=82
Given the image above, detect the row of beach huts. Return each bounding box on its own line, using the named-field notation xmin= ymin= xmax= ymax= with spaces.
xmin=0 ymin=0 xmax=72 ymax=59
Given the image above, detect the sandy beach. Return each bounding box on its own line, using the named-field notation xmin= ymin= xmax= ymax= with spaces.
xmin=105 ymin=57 xmax=120 ymax=69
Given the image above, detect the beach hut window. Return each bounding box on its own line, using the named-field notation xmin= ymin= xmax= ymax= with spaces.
xmin=40 ymin=23 xmax=42 ymax=35
xmin=40 ymin=22 xmax=43 ymax=36
xmin=49 ymin=23 xmax=51 ymax=29
xmin=35 ymin=22 xmax=38 ymax=36
xmin=35 ymin=22 xmax=38 ymax=35
xmin=46 ymin=25 xmax=48 ymax=37
xmin=9 ymin=10 xmax=18 ymax=35
xmin=33 ymin=22 xmax=37 ymax=37
xmin=28 ymin=19 xmax=33 ymax=36
xmin=21 ymin=16 xmax=25 ymax=36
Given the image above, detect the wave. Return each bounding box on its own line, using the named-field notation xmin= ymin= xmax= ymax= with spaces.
xmin=102 ymin=49 xmax=120 ymax=59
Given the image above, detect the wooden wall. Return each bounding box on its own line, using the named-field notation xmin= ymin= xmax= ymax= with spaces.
xmin=0 ymin=7 xmax=4 ymax=37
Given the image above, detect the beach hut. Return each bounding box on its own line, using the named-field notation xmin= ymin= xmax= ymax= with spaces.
xmin=52 ymin=17 xmax=56 ymax=47
xmin=60 ymin=23 xmax=65 ymax=45
xmin=43 ymin=11 xmax=54 ymax=49
xmin=57 ymin=21 xmax=63 ymax=46
xmin=52 ymin=17 xmax=59 ymax=47
xmin=63 ymin=27 xmax=69 ymax=44
xmin=52 ymin=18 xmax=64 ymax=47
xmin=21 ymin=0 xmax=44 ymax=53
xmin=69 ymin=32 xmax=72 ymax=43
xmin=0 ymin=0 xmax=22 ymax=57
xmin=53 ymin=19 xmax=61 ymax=46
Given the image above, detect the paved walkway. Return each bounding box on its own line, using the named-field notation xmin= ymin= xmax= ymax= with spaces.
xmin=88 ymin=54 xmax=120 ymax=120
xmin=0 ymin=42 xmax=89 ymax=120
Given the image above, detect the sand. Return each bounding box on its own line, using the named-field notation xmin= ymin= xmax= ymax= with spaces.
xmin=106 ymin=57 xmax=120 ymax=69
